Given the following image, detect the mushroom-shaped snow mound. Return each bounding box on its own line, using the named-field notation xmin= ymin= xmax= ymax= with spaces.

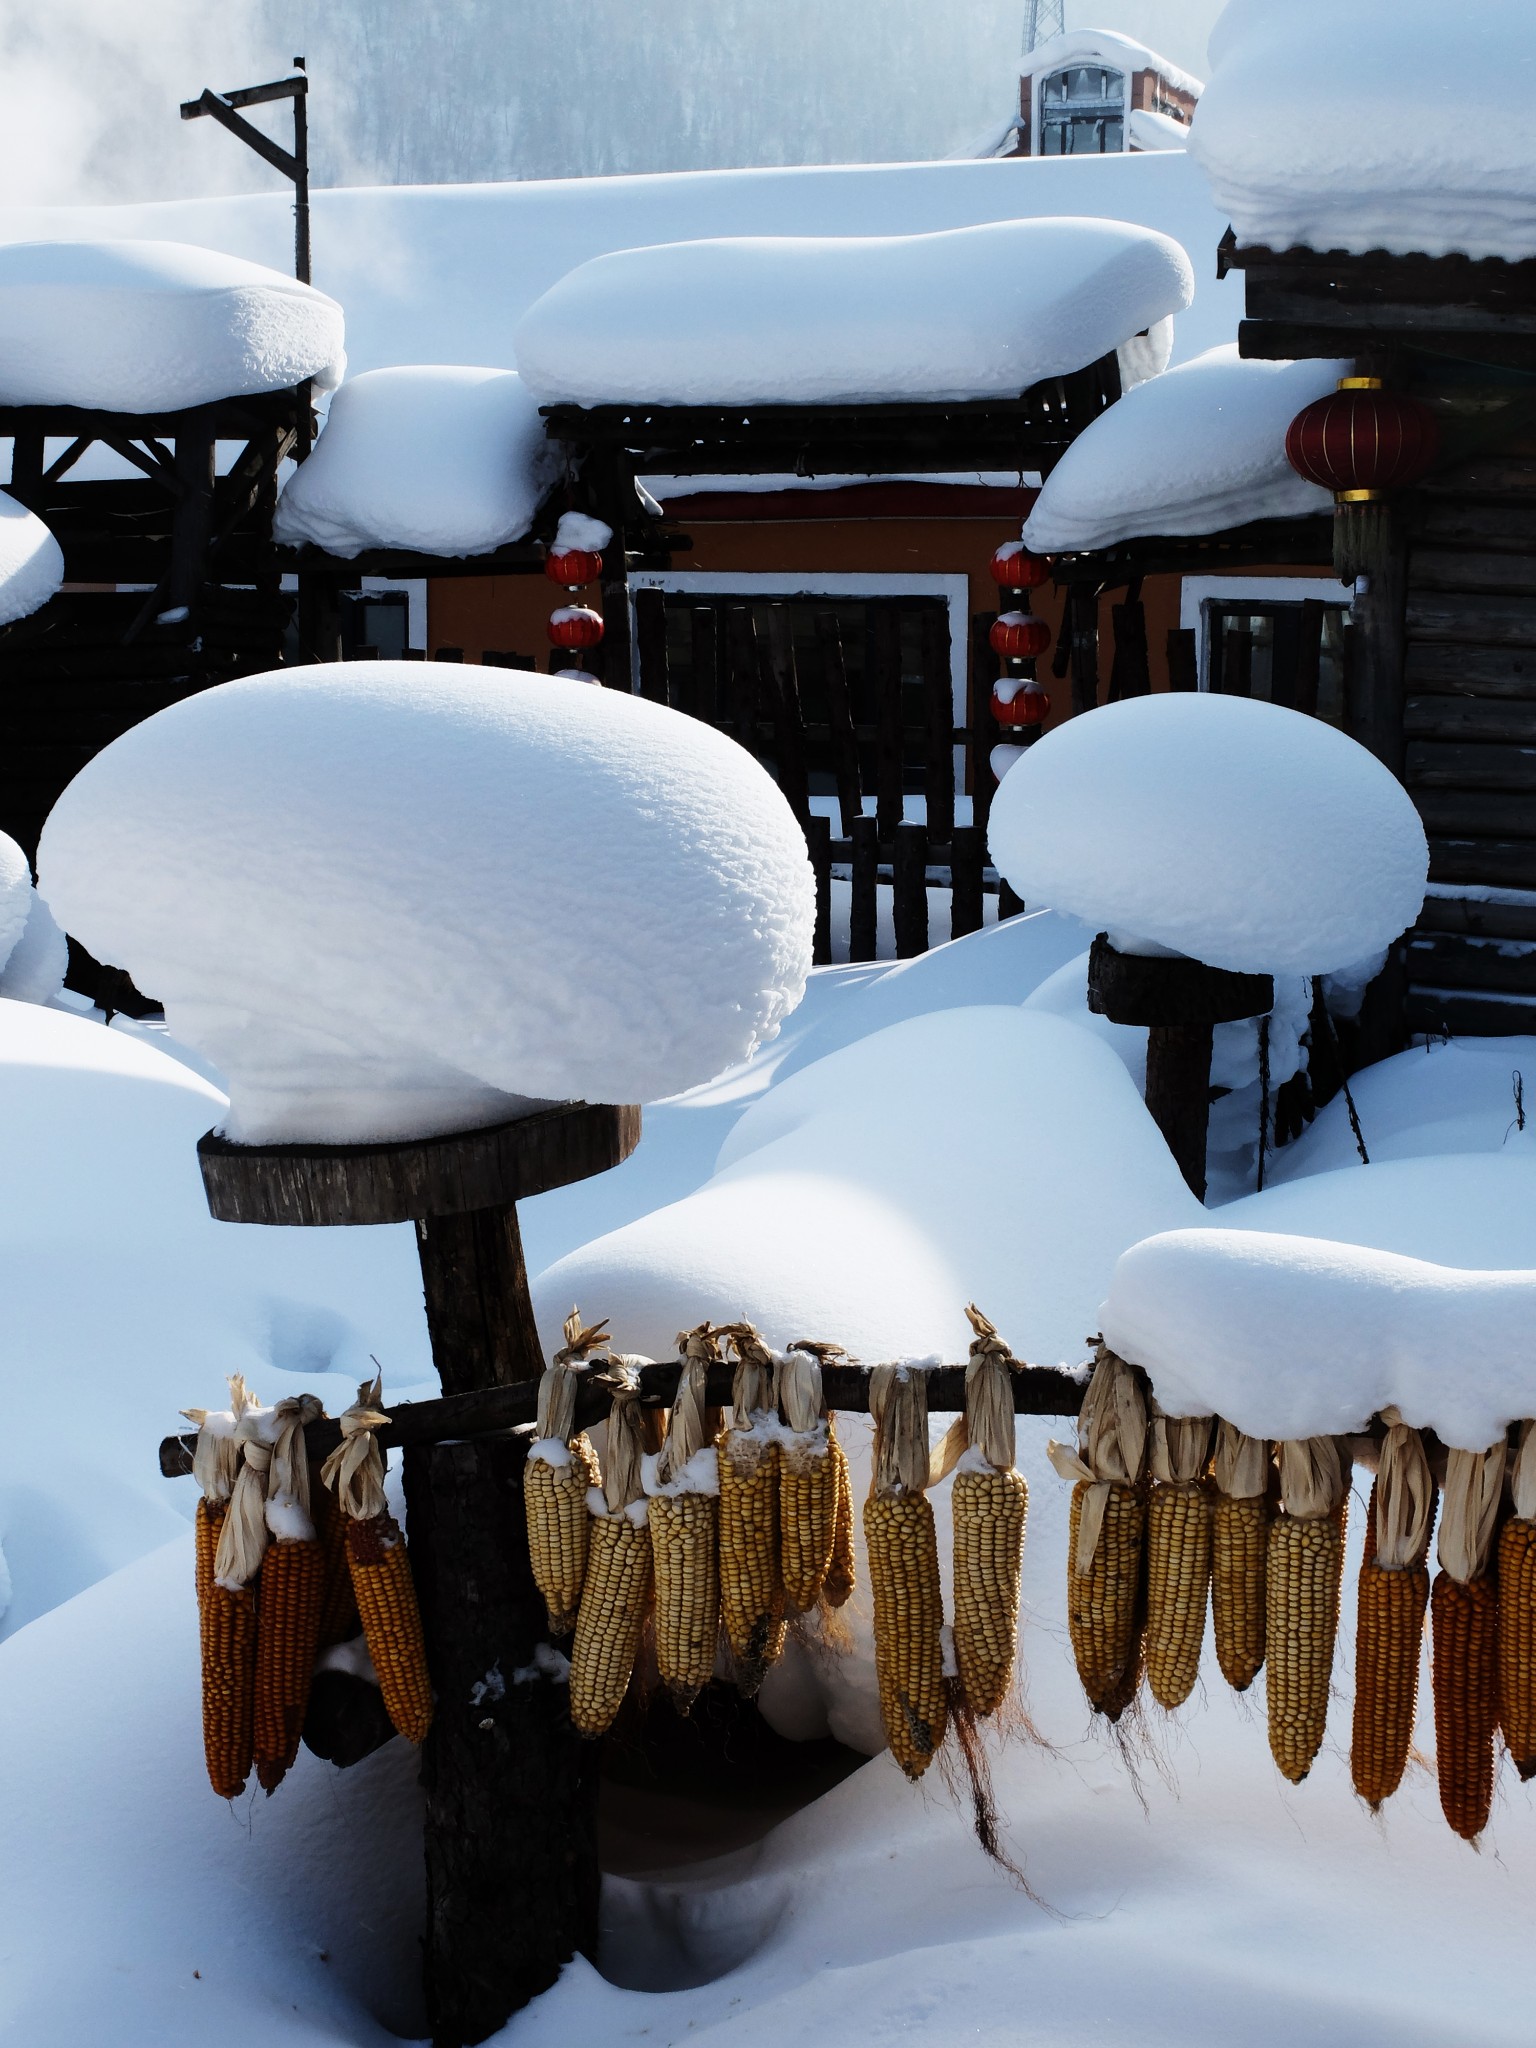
xmin=0 ymin=241 xmax=345 ymax=411
xmin=987 ymin=694 xmax=1427 ymax=976
xmin=273 ymin=367 xmax=563 ymax=559
xmin=0 ymin=832 xmax=36 ymax=974
xmin=38 ymin=664 xmax=815 ymax=1145
xmin=0 ymin=490 xmax=63 ymax=626
xmin=514 ymin=217 xmax=1194 ymax=409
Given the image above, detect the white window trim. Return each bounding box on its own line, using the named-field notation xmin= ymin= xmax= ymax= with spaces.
xmin=1179 ymin=575 xmax=1352 ymax=691
xmin=625 ymin=569 xmax=972 ymax=785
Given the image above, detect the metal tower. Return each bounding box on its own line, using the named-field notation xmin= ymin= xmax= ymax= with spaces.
xmin=1023 ymin=0 xmax=1066 ymax=51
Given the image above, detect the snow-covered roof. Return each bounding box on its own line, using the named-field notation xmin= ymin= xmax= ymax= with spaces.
xmin=1022 ymin=29 xmax=1204 ymax=102
xmin=1189 ymin=0 xmax=1536 ymax=262
xmin=1127 ymin=108 xmax=1189 ymax=155
xmin=0 ymin=153 xmax=1241 ymax=378
xmin=986 ymin=693 xmax=1428 ymax=977
xmin=1023 ymin=344 xmax=1343 ymax=553
xmin=515 ymin=218 xmax=1192 ymax=409
xmin=0 ymin=240 xmax=344 ymax=412
xmin=272 ymin=366 xmax=563 ymax=558
xmin=0 ymin=489 xmax=63 ymax=625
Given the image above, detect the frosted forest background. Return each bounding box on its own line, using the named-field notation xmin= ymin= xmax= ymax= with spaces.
xmin=0 ymin=0 xmax=1223 ymax=207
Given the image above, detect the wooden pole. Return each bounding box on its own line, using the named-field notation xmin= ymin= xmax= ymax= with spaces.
xmin=195 ymin=1102 xmax=639 ymax=2047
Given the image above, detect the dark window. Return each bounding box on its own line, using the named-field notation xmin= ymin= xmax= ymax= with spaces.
xmin=1040 ymin=63 xmax=1125 ymax=155
xmin=1203 ymin=600 xmax=1349 ymax=726
xmin=339 ymin=589 xmax=409 ymax=659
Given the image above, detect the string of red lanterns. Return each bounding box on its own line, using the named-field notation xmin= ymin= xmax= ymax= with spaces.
xmin=543 ymin=535 xmax=606 ymax=671
xmin=987 ymin=541 xmax=1053 ymax=772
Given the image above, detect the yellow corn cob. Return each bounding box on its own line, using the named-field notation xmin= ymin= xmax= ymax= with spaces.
xmin=1145 ymin=1480 xmax=1212 ymax=1710
xmin=1352 ymin=1552 xmax=1429 ymax=1808
xmin=195 ymin=1496 xmax=225 ymax=1630
xmin=1498 ymin=1516 xmax=1536 ymax=1778
xmin=718 ymin=1433 xmax=785 ymax=1696
xmin=650 ymin=1491 xmax=720 ymax=1712
xmin=253 ymin=1538 xmax=326 ymax=1792
xmin=1265 ymin=1503 xmax=1346 ymax=1784
xmin=202 ymin=1579 xmax=257 ymax=1798
xmin=1067 ymin=1479 xmax=1145 ymax=1718
xmin=865 ymin=1490 xmax=948 ymax=1777
xmin=780 ymin=1432 xmax=839 ymax=1610
xmin=1432 ymin=1570 xmax=1498 ymax=1840
xmin=1212 ymin=1493 xmax=1269 ymax=1693
xmin=347 ymin=1509 xmax=433 ymax=1744
xmin=823 ymin=1432 xmax=856 ymax=1610
xmin=312 ymin=1466 xmax=359 ymax=1649
xmin=524 ymin=1432 xmax=599 ymax=1637
xmin=951 ymin=1465 xmax=1027 ymax=1717
xmin=569 ymin=1510 xmax=654 ymax=1737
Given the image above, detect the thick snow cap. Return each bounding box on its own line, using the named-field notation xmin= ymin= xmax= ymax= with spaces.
xmin=38 ymin=664 xmax=815 ymax=1145
xmin=987 ymin=694 xmax=1427 ymax=976
xmin=1189 ymin=0 xmax=1536 ymax=262
xmin=0 ymin=240 xmax=345 ymax=411
xmin=514 ymin=217 xmax=1194 ymax=408
xmin=0 ymin=490 xmax=63 ymax=626
xmin=1104 ymin=1227 xmax=1536 ymax=1451
xmin=1023 ymin=345 xmax=1343 ymax=552
xmin=273 ymin=366 xmax=564 ymax=558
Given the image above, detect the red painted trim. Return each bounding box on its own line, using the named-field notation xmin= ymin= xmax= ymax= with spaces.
xmin=654 ymin=482 xmax=1041 ymax=522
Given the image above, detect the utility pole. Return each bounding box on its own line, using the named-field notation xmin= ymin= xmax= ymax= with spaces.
xmin=1023 ymin=0 xmax=1066 ymax=52
xmin=180 ymin=60 xmax=310 ymax=284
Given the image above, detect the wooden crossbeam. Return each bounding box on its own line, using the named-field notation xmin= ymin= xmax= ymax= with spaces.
xmin=158 ymin=1354 xmax=1086 ymax=1478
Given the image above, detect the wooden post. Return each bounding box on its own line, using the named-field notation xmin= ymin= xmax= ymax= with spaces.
xmin=1294 ymin=598 xmax=1326 ymax=718
xmin=1222 ymin=625 xmax=1254 ymax=698
xmin=598 ymin=531 xmax=632 ymax=692
xmin=683 ymin=605 xmax=714 ymax=722
xmin=807 ymin=813 xmax=832 ymax=966
xmin=1108 ymin=583 xmax=1151 ymax=700
xmin=849 ymin=814 xmax=879 ymax=963
xmin=869 ymin=604 xmax=904 ymax=840
xmin=814 ymin=610 xmax=863 ymax=839
xmin=196 ymin=1101 xmax=640 ymax=2047
xmin=633 ymin=588 xmax=669 ymax=704
xmin=950 ymin=823 xmax=984 ymax=939
xmin=969 ymin=609 xmax=1000 ymax=843
xmin=1344 ymin=504 xmax=1410 ymax=775
xmin=920 ymin=606 xmax=955 ymax=844
xmin=1068 ymin=585 xmax=1101 ymax=717
xmin=167 ymin=405 xmax=218 ymax=614
xmin=724 ymin=605 xmax=760 ymax=754
xmin=762 ymin=605 xmax=811 ymax=830
xmin=1166 ymin=627 xmax=1199 ymax=693
xmin=893 ymin=821 xmax=929 ymax=959
xmin=1087 ymin=936 xmax=1272 ymax=1201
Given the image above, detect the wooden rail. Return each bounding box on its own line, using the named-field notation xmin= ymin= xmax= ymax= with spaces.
xmin=158 ymin=1356 xmax=1087 ymax=1477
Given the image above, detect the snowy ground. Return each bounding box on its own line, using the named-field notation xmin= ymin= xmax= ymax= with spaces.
xmin=2 ymin=915 xmax=1535 ymax=2045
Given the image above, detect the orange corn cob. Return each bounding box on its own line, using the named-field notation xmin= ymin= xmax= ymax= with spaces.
xmin=253 ymin=1538 xmax=326 ymax=1792
xmin=1431 ymin=1570 xmax=1498 ymax=1841
xmin=823 ymin=1433 xmax=856 ymax=1609
xmin=1498 ymin=1517 xmax=1536 ymax=1778
xmin=203 ymin=1580 xmax=257 ymax=1798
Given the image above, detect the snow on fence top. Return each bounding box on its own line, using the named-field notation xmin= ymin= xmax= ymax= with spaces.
xmin=986 ymin=694 xmax=1428 ymax=976
xmin=514 ymin=217 xmax=1194 ymax=409
xmin=1188 ymin=0 xmax=1536 ymax=263
xmin=1022 ymin=345 xmax=1343 ymax=552
xmin=0 ymin=241 xmax=345 ymax=413
xmin=272 ymin=366 xmax=563 ymax=560
xmin=1103 ymin=1226 xmax=1536 ymax=1450
xmin=0 ymin=490 xmax=63 ymax=626
xmin=37 ymin=664 xmax=814 ymax=1146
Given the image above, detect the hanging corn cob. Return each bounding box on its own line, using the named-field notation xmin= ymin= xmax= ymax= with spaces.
xmin=1499 ymin=1420 xmax=1536 ymax=1779
xmin=187 ymin=1380 xmax=255 ymax=1798
xmin=937 ymin=1306 xmax=1027 ymax=1719
xmin=570 ymin=1363 xmax=656 ymax=1737
xmin=1266 ymin=1435 xmax=1350 ymax=1784
xmin=866 ymin=1365 xmax=948 ymax=1777
xmin=1351 ymin=1413 xmax=1434 ymax=1809
xmin=778 ymin=1343 xmax=843 ymax=1610
xmin=320 ymin=1378 xmax=433 ymax=1745
xmin=204 ymin=1390 xmax=276 ymax=1798
xmin=645 ymin=1326 xmax=722 ymax=1713
xmin=312 ymin=1457 xmax=360 ymax=1650
xmin=1211 ymin=1421 xmax=1271 ymax=1693
xmin=1431 ymin=1436 xmax=1505 ymax=1840
xmin=715 ymin=1324 xmax=786 ymax=1697
xmin=525 ymin=1310 xmax=606 ymax=1636
xmin=824 ymin=1432 xmax=856 ymax=1610
xmin=1048 ymin=1344 xmax=1148 ymax=1720
xmin=185 ymin=1375 xmax=251 ymax=1636
xmin=1144 ymin=1404 xmax=1214 ymax=1710
xmin=253 ymin=1393 xmax=326 ymax=1794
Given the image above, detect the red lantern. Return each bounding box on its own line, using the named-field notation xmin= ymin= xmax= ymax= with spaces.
xmin=989 ymin=611 xmax=1051 ymax=661
xmin=548 ymin=605 xmax=604 ymax=650
xmin=545 ymin=546 xmax=605 ymax=588
xmin=992 ymin=682 xmax=1049 ymax=728
xmin=1284 ymin=378 xmax=1440 ymax=501
xmin=989 ymin=541 xmax=1050 ymax=590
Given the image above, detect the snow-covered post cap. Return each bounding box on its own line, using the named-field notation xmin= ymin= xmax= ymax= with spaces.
xmin=37 ymin=662 xmax=815 ymax=1147
xmin=988 ymin=693 xmax=1428 ymax=977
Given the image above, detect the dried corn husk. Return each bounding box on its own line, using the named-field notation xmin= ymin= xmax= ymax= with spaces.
xmin=1049 ymin=1344 xmax=1148 ymax=1719
xmin=716 ymin=1323 xmax=785 ymax=1696
xmin=525 ymin=1310 xmax=605 ymax=1635
xmin=940 ymin=1306 xmax=1027 ymax=1720
xmin=570 ymin=1362 xmax=655 ymax=1736
xmin=645 ymin=1326 xmax=722 ymax=1713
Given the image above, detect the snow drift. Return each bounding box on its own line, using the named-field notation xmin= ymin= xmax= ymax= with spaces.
xmin=1023 ymin=344 xmax=1343 ymax=551
xmin=987 ymin=693 xmax=1428 ymax=975
xmin=0 ymin=239 xmax=345 ymax=410
xmin=1189 ymin=0 xmax=1536 ymax=262
xmin=272 ymin=365 xmax=564 ymax=558
xmin=38 ymin=664 xmax=815 ymax=1144
xmin=514 ymin=216 xmax=1194 ymax=408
